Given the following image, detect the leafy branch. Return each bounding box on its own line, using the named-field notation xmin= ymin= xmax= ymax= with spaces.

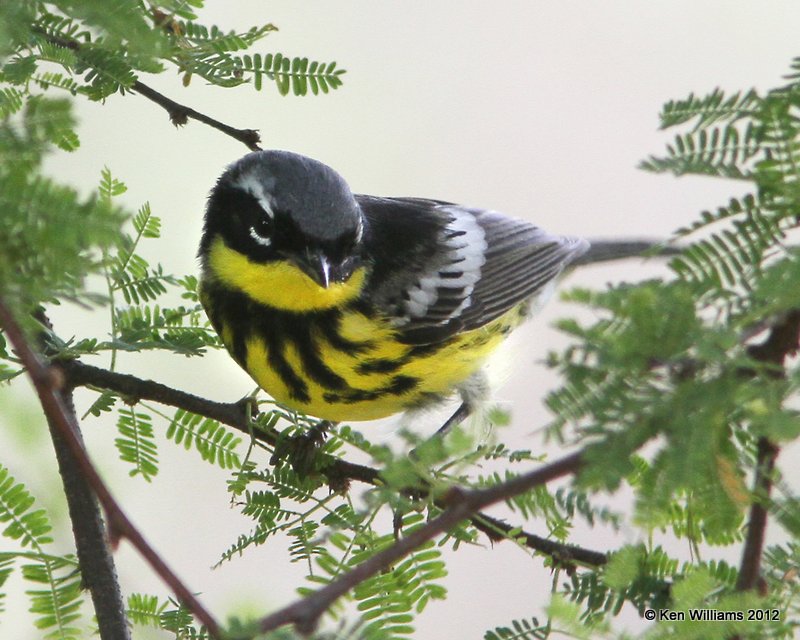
xmin=3 ymin=3 xmax=800 ymax=638
xmin=736 ymin=309 xmax=800 ymax=592
xmin=58 ymin=357 xmax=608 ymax=570
xmin=29 ymin=25 xmax=263 ymax=150
xmin=0 ymin=300 xmax=223 ymax=638
xmin=256 ymin=451 xmax=584 ymax=635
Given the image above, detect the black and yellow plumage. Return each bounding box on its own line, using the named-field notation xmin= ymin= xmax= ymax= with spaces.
xmin=199 ymin=150 xmax=588 ymax=423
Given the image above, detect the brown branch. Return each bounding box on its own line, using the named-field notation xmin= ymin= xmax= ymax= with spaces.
xmin=130 ymin=80 xmax=261 ymax=151
xmin=0 ymin=302 xmax=223 ymax=639
xmin=60 ymin=359 xmax=380 ymax=486
xmin=62 ymin=359 xmax=252 ymax=432
xmin=733 ymin=309 xmax=800 ymax=594
xmin=745 ymin=309 xmax=800 ymax=370
xmin=30 ymin=26 xmax=261 ymax=151
xmin=257 ymin=451 xmax=584 ymax=634
xmin=735 ymin=437 xmax=779 ymax=593
xmin=60 ymin=358 xmax=607 ymax=570
xmin=46 ymin=402 xmax=132 ymax=639
xmin=469 ymin=511 xmax=607 ymax=568
xmin=33 ymin=313 xmax=131 ymax=639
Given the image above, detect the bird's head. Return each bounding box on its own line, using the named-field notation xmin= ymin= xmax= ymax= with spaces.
xmin=200 ymin=151 xmax=366 ymax=310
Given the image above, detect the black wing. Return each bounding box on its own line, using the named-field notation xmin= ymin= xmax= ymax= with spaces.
xmin=357 ymin=196 xmax=588 ymax=344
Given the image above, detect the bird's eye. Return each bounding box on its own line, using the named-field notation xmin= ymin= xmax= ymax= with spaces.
xmin=249 ymin=216 xmax=273 ymax=247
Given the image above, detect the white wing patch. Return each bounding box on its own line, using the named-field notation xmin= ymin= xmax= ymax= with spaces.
xmin=395 ymin=206 xmax=487 ymax=325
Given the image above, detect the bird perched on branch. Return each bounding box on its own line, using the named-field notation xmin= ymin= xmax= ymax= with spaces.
xmin=198 ymin=150 xmax=588 ymax=432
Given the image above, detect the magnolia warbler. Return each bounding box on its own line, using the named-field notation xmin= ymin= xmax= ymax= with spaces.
xmin=198 ymin=150 xmax=588 ymax=429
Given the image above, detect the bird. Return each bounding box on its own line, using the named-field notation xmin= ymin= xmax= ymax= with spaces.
xmin=198 ymin=150 xmax=589 ymax=434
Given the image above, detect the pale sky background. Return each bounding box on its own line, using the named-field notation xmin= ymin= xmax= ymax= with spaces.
xmin=2 ymin=2 xmax=800 ymax=638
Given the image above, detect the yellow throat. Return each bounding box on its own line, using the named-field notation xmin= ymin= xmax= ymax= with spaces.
xmin=207 ymin=237 xmax=366 ymax=312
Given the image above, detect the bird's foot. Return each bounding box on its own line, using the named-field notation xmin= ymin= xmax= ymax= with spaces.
xmin=270 ymin=420 xmax=333 ymax=477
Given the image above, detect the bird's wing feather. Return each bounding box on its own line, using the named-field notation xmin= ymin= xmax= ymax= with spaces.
xmin=357 ymin=196 xmax=588 ymax=344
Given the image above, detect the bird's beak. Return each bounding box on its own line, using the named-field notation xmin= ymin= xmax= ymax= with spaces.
xmin=299 ymin=252 xmax=353 ymax=289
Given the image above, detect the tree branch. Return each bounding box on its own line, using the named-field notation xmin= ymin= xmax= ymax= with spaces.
xmin=30 ymin=26 xmax=261 ymax=151
xmin=734 ymin=309 xmax=800 ymax=594
xmin=469 ymin=511 xmax=607 ymax=568
xmin=46 ymin=403 xmax=132 ymax=639
xmin=0 ymin=302 xmax=223 ymax=639
xmin=60 ymin=358 xmax=381 ymax=485
xmin=33 ymin=314 xmax=131 ymax=639
xmin=60 ymin=358 xmax=607 ymax=570
xmin=257 ymin=451 xmax=584 ymax=635
xmin=735 ymin=437 xmax=779 ymax=593
xmin=130 ymin=80 xmax=262 ymax=151
xmin=745 ymin=309 xmax=800 ymax=370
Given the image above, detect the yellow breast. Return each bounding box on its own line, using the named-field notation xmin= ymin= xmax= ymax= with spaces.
xmin=201 ymin=240 xmax=527 ymax=422
xmin=219 ymin=305 xmax=524 ymax=422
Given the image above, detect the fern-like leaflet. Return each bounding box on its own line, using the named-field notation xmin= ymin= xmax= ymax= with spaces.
xmin=0 ymin=466 xmax=84 ymax=636
xmin=659 ymin=87 xmax=760 ymax=129
xmin=167 ymin=409 xmax=242 ymax=469
xmin=126 ymin=592 xmax=167 ymax=629
xmin=640 ymin=122 xmax=761 ymax=179
xmin=238 ymin=52 xmax=345 ymax=96
xmin=115 ymin=407 xmax=159 ymax=480
xmin=484 ymin=616 xmax=550 ymax=640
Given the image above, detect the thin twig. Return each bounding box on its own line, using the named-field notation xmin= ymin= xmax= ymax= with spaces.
xmin=60 ymin=358 xmax=607 ymax=569
xmin=469 ymin=511 xmax=607 ymax=568
xmin=0 ymin=301 xmax=223 ymax=639
xmin=130 ymin=80 xmax=261 ymax=150
xmin=257 ymin=451 xmax=584 ymax=634
xmin=30 ymin=26 xmax=261 ymax=151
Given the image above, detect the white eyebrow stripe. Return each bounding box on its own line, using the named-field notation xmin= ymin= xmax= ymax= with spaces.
xmin=249 ymin=227 xmax=272 ymax=247
xmin=235 ymin=174 xmax=275 ymax=218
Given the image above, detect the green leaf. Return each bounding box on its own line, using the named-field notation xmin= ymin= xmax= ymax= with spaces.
xmin=0 ymin=87 xmax=23 ymax=117
xmin=166 ymin=409 xmax=242 ymax=469
xmin=484 ymin=617 xmax=549 ymax=640
xmin=127 ymin=592 xmax=167 ymax=628
xmin=659 ymin=88 xmax=760 ymax=129
xmin=115 ymin=407 xmax=159 ymax=481
xmin=22 ymin=556 xmax=83 ymax=637
xmin=111 ymin=304 xmax=219 ymax=356
xmin=23 ymin=95 xmax=80 ymax=151
xmin=99 ymin=166 xmax=127 ymax=200
xmin=0 ymin=466 xmax=53 ymax=547
xmin=236 ymin=52 xmax=346 ymax=96
xmin=671 ymin=567 xmax=717 ymax=609
xmin=132 ymin=202 xmax=160 ymax=238
xmin=640 ymin=122 xmax=760 ymax=179
xmin=603 ymin=545 xmax=644 ymax=590
xmin=84 ymin=390 xmax=117 ymax=417
xmin=0 ymin=100 xmax=126 ymax=311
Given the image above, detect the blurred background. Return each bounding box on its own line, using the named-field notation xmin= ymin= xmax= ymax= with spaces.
xmin=2 ymin=1 xmax=800 ymax=637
